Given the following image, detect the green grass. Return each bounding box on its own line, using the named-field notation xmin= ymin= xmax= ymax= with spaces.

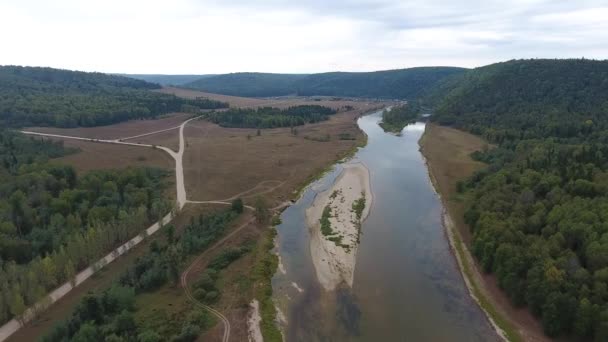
xmin=320 ymin=205 xmax=334 ymax=236
xmin=253 ymin=227 xmax=282 ymax=342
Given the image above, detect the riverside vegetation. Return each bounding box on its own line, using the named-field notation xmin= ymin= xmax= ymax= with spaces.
xmin=379 ymin=104 xmax=420 ymax=133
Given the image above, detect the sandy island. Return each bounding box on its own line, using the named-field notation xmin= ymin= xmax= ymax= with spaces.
xmin=306 ymin=162 xmax=372 ymax=291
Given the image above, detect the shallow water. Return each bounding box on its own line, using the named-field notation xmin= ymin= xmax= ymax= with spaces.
xmin=272 ymin=111 xmax=499 ymax=341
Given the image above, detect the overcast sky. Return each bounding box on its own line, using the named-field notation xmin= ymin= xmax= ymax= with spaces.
xmin=1 ymin=0 xmax=607 ymax=74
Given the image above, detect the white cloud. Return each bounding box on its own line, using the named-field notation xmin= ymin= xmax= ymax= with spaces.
xmin=0 ymin=0 xmax=606 ymax=73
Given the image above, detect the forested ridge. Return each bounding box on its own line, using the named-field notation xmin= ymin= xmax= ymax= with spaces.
xmin=427 ymin=59 xmax=608 ymax=340
xmin=0 ymin=130 xmax=171 ymax=325
xmin=185 ymin=67 xmax=466 ymax=98
xmin=207 ymin=105 xmax=337 ymax=128
xmin=0 ymin=66 xmax=228 ymax=128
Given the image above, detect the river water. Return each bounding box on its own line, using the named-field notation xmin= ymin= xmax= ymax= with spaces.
xmin=272 ymin=111 xmax=499 ymax=341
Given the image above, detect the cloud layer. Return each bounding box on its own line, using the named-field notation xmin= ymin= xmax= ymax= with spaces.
xmin=1 ymin=0 xmax=607 ymax=73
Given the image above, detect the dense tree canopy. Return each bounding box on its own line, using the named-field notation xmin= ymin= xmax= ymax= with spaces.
xmin=0 ymin=66 xmax=228 ymax=128
xmin=207 ymin=105 xmax=337 ymax=128
xmin=380 ymin=104 xmax=420 ymax=133
xmin=0 ymin=130 xmax=171 ymax=325
xmin=426 ymin=59 xmax=608 ymax=340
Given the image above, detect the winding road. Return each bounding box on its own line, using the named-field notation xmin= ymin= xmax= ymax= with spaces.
xmin=1 ymin=115 xmax=267 ymax=342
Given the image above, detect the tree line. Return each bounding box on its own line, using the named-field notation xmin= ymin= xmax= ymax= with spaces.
xmin=207 ymin=105 xmax=337 ymax=129
xmin=0 ymin=66 xmax=228 ymax=128
xmin=426 ymin=59 xmax=608 ymax=340
xmin=380 ymin=104 xmax=420 ymax=133
xmin=0 ymin=129 xmax=171 ymax=325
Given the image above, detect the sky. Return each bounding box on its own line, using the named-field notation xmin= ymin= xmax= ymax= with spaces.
xmin=1 ymin=0 xmax=607 ymax=74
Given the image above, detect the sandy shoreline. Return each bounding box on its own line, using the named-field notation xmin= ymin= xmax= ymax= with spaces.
xmin=306 ymin=162 xmax=372 ymax=291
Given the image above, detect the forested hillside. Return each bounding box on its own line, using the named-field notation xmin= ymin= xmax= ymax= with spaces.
xmin=0 ymin=130 xmax=171 ymax=325
xmin=428 ymin=59 xmax=608 ymax=340
xmin=123 ymin=74 xmax=214 ymax=86
xmin=187 ymin=73 xmax=307 ymax=97
xmin=185 ymin=67 xmax=466 ymax=99
xmin=0 ymin=66 xmax=228 ymax=128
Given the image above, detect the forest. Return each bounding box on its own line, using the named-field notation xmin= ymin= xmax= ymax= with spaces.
xmin=380 ymin=104 xmax=420 ymax=133
xmin=41 ymin=207 xmax=241 ymax=342
xmin=0 ymin=129 xmax=171 ymax=326
xmin=0 ymin=66 xmax=228 ymax=128
xmin=207 ymin=105 xmax=337 ymax=128
xmin=185 ymin=67 xmax=466 ymax=99
xmin=426 ymin=59 xmax=608 ymax=340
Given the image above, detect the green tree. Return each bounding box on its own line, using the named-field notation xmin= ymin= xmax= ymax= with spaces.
xmin=254 ymin=196 xmax=269 ymax=223
xmin=231 ymin=198 xmax=244 ymax=214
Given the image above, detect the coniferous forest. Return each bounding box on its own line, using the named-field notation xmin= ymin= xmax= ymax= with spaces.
xmin=425 ymin=59 xmax=608 ymax=340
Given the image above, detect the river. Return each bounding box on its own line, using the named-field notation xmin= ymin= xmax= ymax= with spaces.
xmin=272 ymin=111 xmax=500 ymax=341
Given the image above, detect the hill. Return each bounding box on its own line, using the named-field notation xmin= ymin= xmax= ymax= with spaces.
xmin=0 ymin=66 xmax=228 ymax=128
xmin=428 ymin=59 xmax=608 ymax=138
xmin=185 ymin=67 xmax=466 ymax=99
xmin=423 ymin=59 xmax=608 ymax=340
xmin=187 ymin=72 xmax=308 ymax=97
xmin=122 ymin=74 xmax=214 ymax=86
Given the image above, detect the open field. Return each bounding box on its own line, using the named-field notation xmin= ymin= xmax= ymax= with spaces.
xmin=419 ymin=124 xmax=487 ymax=243
xmin=27 ymin=112 xmax=188 ymax=141
xmin=159 ymin=86 xmax=385 ymax=111
xmin=157 ymin=87 xmax=276 ymax=107
xmin=420 ymin=123 xmax=548 ymax=342
xmin=47 ymin=138 xmax=174 ymax=172
xmin=183 ymin=105 xmax=380 ymax=205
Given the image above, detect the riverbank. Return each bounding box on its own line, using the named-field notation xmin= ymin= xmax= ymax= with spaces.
xmin=419 ymin=123 xmax=549 ymax=342
xmin=306 ymin=162 xmax=372 ymax=291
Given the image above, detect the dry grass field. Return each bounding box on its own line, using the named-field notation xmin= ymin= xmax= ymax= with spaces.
xmin=28 ymin=113 xmax=189 ymax=141
xmin=419 ymin=123 xmax=488 ymax=243
xmin=183 ymin=106 xmax=379 ymax=205
xmin=157 ymin=87 xmax=274 ymax=107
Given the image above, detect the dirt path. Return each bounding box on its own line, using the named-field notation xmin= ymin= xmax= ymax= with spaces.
xmin=1 ymin=118 xmax=188 ymax=341
xmin=2 ymin=120 xmax=288 ymax=342
xmin=181 ymin=217 xmax=256 ymax=342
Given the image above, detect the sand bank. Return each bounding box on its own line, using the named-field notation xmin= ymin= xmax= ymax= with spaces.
xmin=247 ymin=300 xmax=263 ymax=342
xmin=307 ymin=162 xmax=372 ymax=291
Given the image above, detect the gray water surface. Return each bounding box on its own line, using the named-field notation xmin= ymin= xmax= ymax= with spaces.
xmin=272 ymin=111 xmax=499 ymax=341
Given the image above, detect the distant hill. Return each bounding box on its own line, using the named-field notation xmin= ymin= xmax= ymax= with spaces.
xmin=187 ymin=73 xmax=308 ymax=97
xmin=424 ymin=59 xmax=608 ymax=137
xmin=122 ymin=74 xmax=214 ymax=86
xmin=184 ymin=67 xmax=467 ymax=98
xmin=0 ymin=66 xmax=228 ymax=127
